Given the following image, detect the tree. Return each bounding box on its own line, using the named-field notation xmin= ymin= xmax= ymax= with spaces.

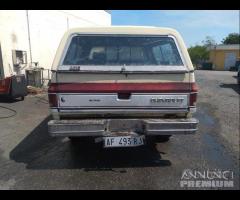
xmin=188 ymin=36 xmax=216 ymax=67
xmin=188 ymin=45 xmax=209 ymax=66
xmin=202 ymin=36 xmax=217 ymax=47
xmin=222 ymin=33 xmax=240 ymax=44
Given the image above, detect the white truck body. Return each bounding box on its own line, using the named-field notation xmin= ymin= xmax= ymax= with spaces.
xmin=48 ymin=26 xmax=198 ymax=147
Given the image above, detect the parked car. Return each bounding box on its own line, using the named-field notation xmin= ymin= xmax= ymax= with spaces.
xmin=201 ymin=62 xmax=213 ymax=70
xmin=47 ymin=26 xmax=199 ymax=148
xmin=230 ymin=60 xmax=240 ymax=71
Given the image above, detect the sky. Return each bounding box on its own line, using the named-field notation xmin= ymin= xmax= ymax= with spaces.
xmin=111 ymin=10 xmax=239 ymax=47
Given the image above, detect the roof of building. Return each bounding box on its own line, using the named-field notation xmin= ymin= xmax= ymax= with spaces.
xmin=209 ymin=44 xmax=240 ymax=50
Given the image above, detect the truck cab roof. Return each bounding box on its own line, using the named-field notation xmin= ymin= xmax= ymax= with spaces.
xmin=64 ymin=26 xmax=180 ymax=35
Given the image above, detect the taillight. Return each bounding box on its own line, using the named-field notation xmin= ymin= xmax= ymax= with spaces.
xmin=48 ymin=83 xmax=57 ymax=93
xmin=190 ymin=83 xmax=198 ymax=106
xmin=48 ymin=93 xmax=58 ymax=107
xmin=190 ymin=93 xmax=197 ymax=106
xmin=48 ymin=83 xmax=58 ymax=107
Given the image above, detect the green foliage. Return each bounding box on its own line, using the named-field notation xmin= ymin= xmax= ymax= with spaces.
xmin=188 ymin=36 xmax=215 ymax=66
xmin=188 ymin=45 xmax=209 ymax=65
xmin=222 ymin=33 xmax=240 ymax=44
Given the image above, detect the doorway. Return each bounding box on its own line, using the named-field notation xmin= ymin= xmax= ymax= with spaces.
xmin=224 ymin=52 xmax=236 ymax=70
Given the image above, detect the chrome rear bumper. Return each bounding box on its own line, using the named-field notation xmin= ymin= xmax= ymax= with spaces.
xmin=48 ymin=118 xmax=198 ymax=137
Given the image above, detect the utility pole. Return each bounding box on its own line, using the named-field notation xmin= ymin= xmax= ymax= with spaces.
xmin=26 ymin=10 xmax=32 ymax=66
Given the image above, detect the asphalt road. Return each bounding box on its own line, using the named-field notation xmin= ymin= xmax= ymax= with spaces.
xmin=0 ymin=70 xmax=239 ymax=190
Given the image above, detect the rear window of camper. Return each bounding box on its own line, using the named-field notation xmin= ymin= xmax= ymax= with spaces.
xmin=62 ymin=36 xmax=183 ymax=66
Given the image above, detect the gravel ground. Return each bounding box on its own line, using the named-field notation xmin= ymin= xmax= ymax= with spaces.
xmin=195 ymin=70 xmax=239 ymax=155
xmin=0 ymin=70 xmax=239 ymax=190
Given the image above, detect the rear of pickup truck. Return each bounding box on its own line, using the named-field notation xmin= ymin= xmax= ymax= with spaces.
xmin=48 ymin=26 xmax=198 ymax=147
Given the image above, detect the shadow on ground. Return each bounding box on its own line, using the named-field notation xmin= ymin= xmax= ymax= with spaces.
xmin=219 ymin=83 xmax=239 ymax=94
xmin=0 ymin=97 xmax=22 ymax=103
xmin=9 ymin=116 xmax=171 ymax=171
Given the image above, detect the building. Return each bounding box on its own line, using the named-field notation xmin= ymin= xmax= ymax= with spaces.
xmin=0 ymin=10 xmax=111 ymax=85
xmin=209 ymin=44 xmax=240 ymax=70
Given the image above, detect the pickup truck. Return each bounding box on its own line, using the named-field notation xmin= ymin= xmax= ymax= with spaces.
xmin=48 ymin=26 xmax=199 ymax=148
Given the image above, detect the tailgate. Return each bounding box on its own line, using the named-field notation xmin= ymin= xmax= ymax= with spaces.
xmin=49 ymin=72 xmax=194 ymax=115
xmin=58 ymin=93 xmax=188 ymax=108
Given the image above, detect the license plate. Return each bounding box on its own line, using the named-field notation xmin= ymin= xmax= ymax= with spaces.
xmin=103 ymin=135 xmax=145 ymax=148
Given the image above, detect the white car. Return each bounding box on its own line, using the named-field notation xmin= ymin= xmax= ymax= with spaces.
xmin=48 ymin=26 xmax=199 ymax=148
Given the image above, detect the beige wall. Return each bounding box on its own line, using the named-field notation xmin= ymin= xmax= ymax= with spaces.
xmin=0 ymin=10 xmax=111 ymax=78
xmin=209 ymin=49 xmax=240 ymax=70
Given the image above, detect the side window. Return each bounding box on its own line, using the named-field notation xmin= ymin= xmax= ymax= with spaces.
xmin=152 ymin=42 xmax=182 ymax=65
xmin=64 ymin=43 xmax=78 ymax=65
xmin=160 ymin=43 xmax=177 ymax=65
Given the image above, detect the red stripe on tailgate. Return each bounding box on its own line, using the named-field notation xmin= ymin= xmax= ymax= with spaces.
xmin=48 ymin=82 xmax=194 ymax=93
